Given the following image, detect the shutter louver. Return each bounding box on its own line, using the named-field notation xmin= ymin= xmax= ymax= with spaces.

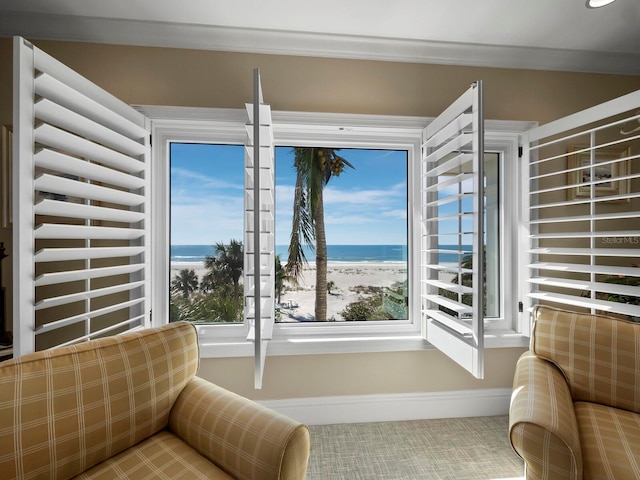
xmin=523 ymin=90 xmax=640 ymax=322
xmin=13 ymin=37 xmax=151 ymax=354
xmin=244 ymin=69 xmax=275 ymax=389
xmin=421 ymin=82 xmax=485 ymax=379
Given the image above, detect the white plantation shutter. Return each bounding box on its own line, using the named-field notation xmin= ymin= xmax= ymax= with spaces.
xmin=421 ymin=82 xmax=485 ymax=379
xmin=244 ymin=69 xmax=275 ymax=389
xmin=13 ymin=37 xmax=151 ymax=355
xmin=522 ymin=90 xmax=640 ymax=322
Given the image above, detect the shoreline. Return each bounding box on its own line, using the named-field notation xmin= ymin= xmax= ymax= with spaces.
xmin=171 ymin=260 xmax=408 ymax=322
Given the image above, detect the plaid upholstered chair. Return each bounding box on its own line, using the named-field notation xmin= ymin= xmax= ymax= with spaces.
xmin=509 ymin=305 xmax=640 ymax=480
xmin=0 ymin=322 xmax=310 ymax=480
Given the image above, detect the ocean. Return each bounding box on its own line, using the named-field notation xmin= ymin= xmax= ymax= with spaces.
xmin=170 ymin=244 xmax=470 ymax=263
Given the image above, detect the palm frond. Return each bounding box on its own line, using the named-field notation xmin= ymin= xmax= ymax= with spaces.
xmin=285 ymin=147 xmax=355 ymax=285
xmin=287 ymin=149 xmax=316 ymax=280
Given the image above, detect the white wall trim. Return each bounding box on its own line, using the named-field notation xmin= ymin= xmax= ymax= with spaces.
xmin=259 ymin=388 xmax=512 ymax=425
xmin=2 ymin=12 xmax=640 ymax=75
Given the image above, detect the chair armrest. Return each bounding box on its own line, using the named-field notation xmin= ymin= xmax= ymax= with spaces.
xmin=509 ymin=352 xmax=582 ymax=480
xmin=168 ymin=376 xmax=310 ymax=480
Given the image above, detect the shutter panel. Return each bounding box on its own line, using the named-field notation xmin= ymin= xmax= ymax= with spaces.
xmin=13 ymin=37 xmax=151 ymax=355
xmin=421 ymin=82 xmax=485 ymax=379
xmin=244 ymin=69 xmax=275 ymax=389
xmin=522 ymin=90 xmax=640 ymax=321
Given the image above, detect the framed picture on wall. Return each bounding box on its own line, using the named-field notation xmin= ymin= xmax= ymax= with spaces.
xmin=1 ymin=125 xmax=11 ymax=227
xmin=568 ymin=145 xmax=631 ymax=202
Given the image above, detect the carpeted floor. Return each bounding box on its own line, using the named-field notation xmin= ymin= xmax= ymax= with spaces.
xmin=306 ymin=415 xmax=524 ymax=479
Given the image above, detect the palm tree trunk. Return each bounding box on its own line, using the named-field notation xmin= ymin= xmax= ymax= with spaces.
xmin=314 ymin=189 xmax=328 ymax=321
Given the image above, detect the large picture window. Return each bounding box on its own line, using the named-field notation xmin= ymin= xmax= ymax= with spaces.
xmin=149 ymin=106 xmax=526 ymax=359
xmin=168 ymin=143 xmax=409 ymax=325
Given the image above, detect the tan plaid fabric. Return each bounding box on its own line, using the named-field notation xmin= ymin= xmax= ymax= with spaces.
xmin=169 ymin=376 xmax=311 ymax=480
xmin=509 ymin=305 xmax=640 ymax=480
xmin=0 ymin=321 xmax=310 ymax=480
xmin=532 ymin=305 xmax=640 ymax=413
xmin=0 ymin=322 xmax=199 ymax=480
xmin=509 ymin=351 xmax=582 ymax=480
xmin=575 ymin=401 xmax=640 ymax=479
xmin=74 ymin=430 xmax=234 ymax=479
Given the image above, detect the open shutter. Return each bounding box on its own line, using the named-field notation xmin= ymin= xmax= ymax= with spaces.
xmin=522 ymin=90 xmax=640 ymax=322
xmin=244 ymin=69 xmax=275 ymax=389
xmin=13 ymin=37 xmax=151 ymax=355
xmin=421 ymin=82 xmax=485 ymax=379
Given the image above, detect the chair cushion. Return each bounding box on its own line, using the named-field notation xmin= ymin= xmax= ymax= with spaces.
xmin=531 ymin=305 xmax=640 ymax=413
xmin=74 ymin=430 xmax=233 ymax=479
xmin=575 ymin=401 xmax=640 ymax=479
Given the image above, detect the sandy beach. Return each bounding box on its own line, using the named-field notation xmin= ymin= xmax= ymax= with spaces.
xmin=171 ymin=261 xmax=408 ymax=322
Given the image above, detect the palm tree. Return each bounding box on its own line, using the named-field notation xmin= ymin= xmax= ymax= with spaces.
xmin=286 ymin=148 xmax=353 ymax=321
xmin=171 ymin=269 xmax=199 ymax=299
xmin=204 ymin=239 xmax=244 ymax=299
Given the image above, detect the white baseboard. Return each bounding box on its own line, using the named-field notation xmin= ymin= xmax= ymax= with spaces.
xmin=259 ymin=388 xmax=512 ymax=425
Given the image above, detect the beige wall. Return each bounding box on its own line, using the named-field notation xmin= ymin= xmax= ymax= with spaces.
xmin=0 ymin=38 xmax=638 ymax=400
xmin=197 ymin=347 xmax=526 ymax=401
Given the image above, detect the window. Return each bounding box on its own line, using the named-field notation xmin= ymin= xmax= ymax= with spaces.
xmin=147 ymin=106 xmax=528 ymax=358
xmin=432 ymin=152 xmax=501 ymax=320
xmin=168 ymin=144 xmax=409 ymax=326
xmin=274 ymin=147 xmax=408 ymax=323
xmin=169 ymin=143 xmax=245 ymax=324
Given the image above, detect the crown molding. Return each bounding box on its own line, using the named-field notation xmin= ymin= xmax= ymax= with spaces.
xmin=5 ymin=12 xmax=637 ymax=75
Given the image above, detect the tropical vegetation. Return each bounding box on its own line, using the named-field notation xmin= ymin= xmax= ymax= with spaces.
xmin=438 ymin=249 xmax=486 ymax=317
xmin=170 ymin=240 xmax=245 ymax=323
xmin=340 ymin=283 xmax=407 ymax=321
xmin=171 ymin=269 xmax=199 ymax=299
xmin=203 ymin=240 xmax=244 ymax=299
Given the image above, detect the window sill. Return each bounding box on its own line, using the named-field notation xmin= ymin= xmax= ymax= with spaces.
xmin=484 ymin=331 xmax=530 ymax=349
xmin=197 ymin=331 xmax=529 ymax=358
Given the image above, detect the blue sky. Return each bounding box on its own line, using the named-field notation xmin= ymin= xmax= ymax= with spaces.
xmin=170 ymin=143 xmax=408 ymax=246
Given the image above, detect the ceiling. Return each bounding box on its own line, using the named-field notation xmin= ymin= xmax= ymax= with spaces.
xmin=1 ymin=0 xmax=639 ymax=75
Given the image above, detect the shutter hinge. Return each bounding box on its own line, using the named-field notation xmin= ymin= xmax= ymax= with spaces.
xmin=149 ymin=135 xmax=152 ymax=147
xmin=518 ymin=301 xmax=523 ymax=313
xmin=518 ymin=146 xmax=523 ymax=158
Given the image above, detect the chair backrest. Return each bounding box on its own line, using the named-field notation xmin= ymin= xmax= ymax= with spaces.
xmin=532 ymin=305 xmax=640 ymax=413
xmin=0 ymin=322 xmax=199 ymax=480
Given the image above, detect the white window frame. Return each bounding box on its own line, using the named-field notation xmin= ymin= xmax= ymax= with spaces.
xmin=140 ymin=105 xmax=532 ymax=357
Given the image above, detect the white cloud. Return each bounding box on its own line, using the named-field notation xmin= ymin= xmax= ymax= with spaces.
xmin=381 ymin=209 xmax=407 ymax=219
xmin=324 ymin=213 xmax=376 ymax=225
xmin=171 ymin=167 xmax=243 ymax=191
xmin=323 ymin=183 xmax=405 ymax=206
xmin=171 ymin=197 xmax=244 ymax=244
